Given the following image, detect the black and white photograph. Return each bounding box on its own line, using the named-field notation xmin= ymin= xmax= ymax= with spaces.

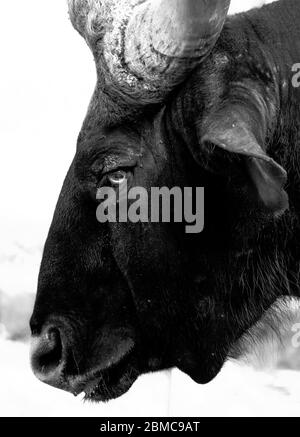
xmin=1 ymin=0 xmax=300 ymax=423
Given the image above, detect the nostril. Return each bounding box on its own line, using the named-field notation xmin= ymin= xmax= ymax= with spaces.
xmin=30 ymin=327 xmax=63 ymax=382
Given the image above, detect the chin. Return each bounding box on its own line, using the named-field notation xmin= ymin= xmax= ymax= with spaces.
xmin=82 ymin=360 xmax=140 ymax=403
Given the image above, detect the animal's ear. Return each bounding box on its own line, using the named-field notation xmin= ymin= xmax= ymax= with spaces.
xmin=199 ymin=107 xmax=289 ymax=216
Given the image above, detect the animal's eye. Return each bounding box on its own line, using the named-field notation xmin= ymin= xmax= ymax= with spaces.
xmin=107 ymin=170 xmax=128 ymax=186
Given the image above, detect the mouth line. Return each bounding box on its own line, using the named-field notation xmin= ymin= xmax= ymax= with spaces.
xmin=75 ymin=350 xmax=139 ymax=402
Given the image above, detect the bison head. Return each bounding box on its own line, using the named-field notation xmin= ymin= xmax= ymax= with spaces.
xmin=30 ymin=0 xmax=291 ymax=402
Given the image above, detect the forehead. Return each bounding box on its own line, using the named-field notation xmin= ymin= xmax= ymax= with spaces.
xmin=73 ymin=104 xmax=172 ymax=180
xmin=77 ymin=125 xmax=141 ymax=152
xmin=75 ymin=125 xmax=144 ymax=166
xmin=75 ymin=107 xmax=169 ymax=162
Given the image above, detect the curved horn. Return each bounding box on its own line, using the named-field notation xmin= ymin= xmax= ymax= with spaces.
xmin=68 ymin=0 xmax=230 ymax=104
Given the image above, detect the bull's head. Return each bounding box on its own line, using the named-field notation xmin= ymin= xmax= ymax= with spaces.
xmin=30 ymin=0 xmax=290 ymax=401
